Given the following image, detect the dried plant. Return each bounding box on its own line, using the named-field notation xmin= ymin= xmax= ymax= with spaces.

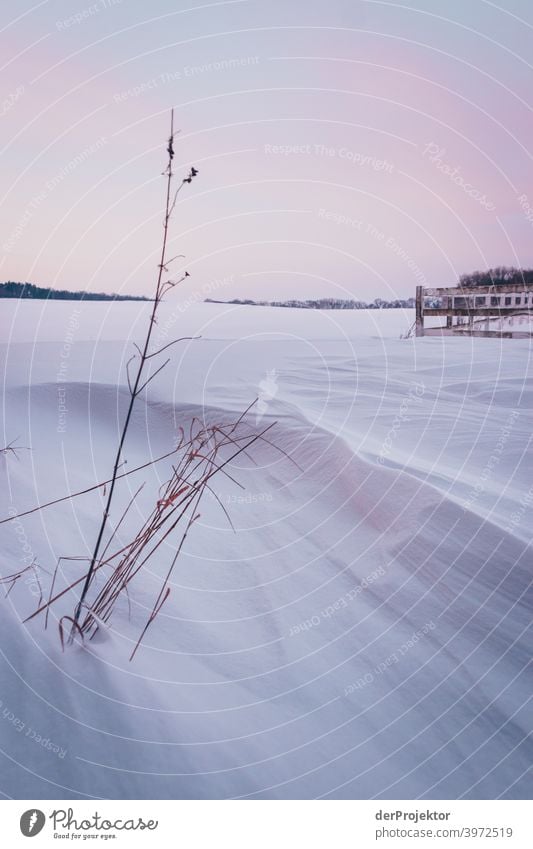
xmin=71 ymin=109 xmax=199 ymax=636
xmin=0 ymin=560 xmax=43 ymax=604
xmin=1 ymin=439 xmax=30 ymax=461
xmin=2 ymin=110 xmax=289 ymax=659
xmin=24 ymin=408 xmax=280 ymax=658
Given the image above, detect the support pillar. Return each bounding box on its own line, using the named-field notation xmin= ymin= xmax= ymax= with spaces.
xmin=415 ymin=286 xmax=424 ymax=337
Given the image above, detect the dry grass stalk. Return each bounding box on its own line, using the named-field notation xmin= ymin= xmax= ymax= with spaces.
xmin=71 ymin=109 xmax=198 ymax=636
xmin=3 ymin=112 xmax=292 ymax=659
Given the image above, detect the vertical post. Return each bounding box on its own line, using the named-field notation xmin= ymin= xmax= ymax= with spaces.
xmin=446 ymin=295 xmax=452 ymax=329
xmin=415 ymin=286 xmax=424 ymax=337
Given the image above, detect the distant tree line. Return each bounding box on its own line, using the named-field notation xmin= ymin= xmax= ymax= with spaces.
xmin=0 ymin=281 xmax=150 ymax=301
xmin=460 ymin=267 xmax=533 ymax=288
xmin=205 ymin=296 xmax=416 ymax=310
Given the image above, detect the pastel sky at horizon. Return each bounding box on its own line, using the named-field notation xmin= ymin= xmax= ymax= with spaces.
xmin=1 ymin=0 xmax=533 ymax=302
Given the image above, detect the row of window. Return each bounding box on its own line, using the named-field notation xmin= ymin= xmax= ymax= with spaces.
xmin=453 ymin=294 xmax=530 ymax=307
xmin=423 ymin=293 xmax=533 ymax=309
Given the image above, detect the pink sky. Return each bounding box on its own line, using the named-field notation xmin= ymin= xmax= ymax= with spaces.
xmin=1 ymin=0 xmax=533 ymax=301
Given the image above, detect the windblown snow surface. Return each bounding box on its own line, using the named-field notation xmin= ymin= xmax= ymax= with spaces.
xmin=0 ymin=301 xmax=531 ymax=799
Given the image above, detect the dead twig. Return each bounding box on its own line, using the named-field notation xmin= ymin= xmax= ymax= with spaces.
xmin=70 ymin=108 xmax=198 ymax=638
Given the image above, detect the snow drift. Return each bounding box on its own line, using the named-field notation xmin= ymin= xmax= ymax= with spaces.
xmin=0 ymin=301 xmax=531 ymax=799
